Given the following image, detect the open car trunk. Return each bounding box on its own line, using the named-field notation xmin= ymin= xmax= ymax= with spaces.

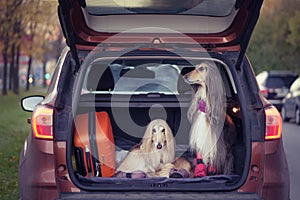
xmin=66 ymin=49 xmax=252 ymax=192
xmin=53 ymin=0 xmax=266 ymax=197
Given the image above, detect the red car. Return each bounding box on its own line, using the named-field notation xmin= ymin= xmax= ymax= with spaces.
xmin=19 ymin=0 xmax=289 ymax=199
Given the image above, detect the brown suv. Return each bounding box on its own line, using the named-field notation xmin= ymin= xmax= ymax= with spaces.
xmin=19 ymin=0 xmax=289 ymax=199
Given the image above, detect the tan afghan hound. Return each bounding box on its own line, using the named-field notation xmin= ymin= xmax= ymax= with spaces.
xmin=116 ymin=119 xmax=175 ymax=176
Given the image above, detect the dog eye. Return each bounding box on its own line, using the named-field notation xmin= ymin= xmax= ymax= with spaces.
xmin=162 ymin=128 xmax=165 ymax=133
xmin=198 ymin=66 xmax=206 ymax=71
xmin=152 ymin=128 xmax=156 ymax=133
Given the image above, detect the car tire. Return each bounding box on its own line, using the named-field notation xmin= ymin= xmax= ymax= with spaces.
xmin=296 ymin=107 xmax=300 ymax=125
xmin=281 ymin=107 xmax=289 ymax=122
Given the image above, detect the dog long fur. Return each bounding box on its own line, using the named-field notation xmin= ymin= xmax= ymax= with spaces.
xmin=184 ymin=61 xmax=236 ymax=174
xmin=116 ymin=119 xmax=175 ymax=174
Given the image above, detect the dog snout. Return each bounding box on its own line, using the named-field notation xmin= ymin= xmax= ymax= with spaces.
xmin=183 ymin=72 xmax=196 ymax=84
xmin=156 ymin=142 xmax=163 ymax=149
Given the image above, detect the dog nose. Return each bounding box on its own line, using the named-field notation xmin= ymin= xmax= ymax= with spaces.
xmin=183 ymin=74 xmax=191 ymax=84
xmin=183 ymin=74 xmax=188 ymax=81
xmin=157 ymin=143 xmax=162 ymax=149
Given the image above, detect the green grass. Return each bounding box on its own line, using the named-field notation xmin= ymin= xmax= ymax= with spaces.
xmin=0 ymin=87 xmax=47 ymax=200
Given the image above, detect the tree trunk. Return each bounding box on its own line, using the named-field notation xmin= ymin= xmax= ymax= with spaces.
xmin=13 ymin=20 xmax=21 ymax=95
xmin=42 ymin=57 xmax=47 ymax=88
xmin=25 ymin=55 xmax=32 ymax=92
xmin=2 ymin=53 xmax=8 ymax=96
xmin=13 ymin=45 xmax=20 ymax=95
xmin=9 ymin=43 xmax=16 ymax=91
xmin=2 ymin=34 xmax=9 ymax=96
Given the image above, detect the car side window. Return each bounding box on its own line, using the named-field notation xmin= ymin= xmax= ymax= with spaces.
xmin=47 ymin=51 xmax=68 ymax=94
xmin=266 ymin=77 xmax=284 ymax=88
xmin=47 ymin=64 xmax=60 ymax=94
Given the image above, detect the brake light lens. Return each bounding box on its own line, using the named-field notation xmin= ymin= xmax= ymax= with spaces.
xmin=260 ymin=89 xmax=268 ymax=97
xmin=31 ymin=106 xmax=53 ymax=140
xmin=265 ymin=106 xmax=282 ymax=140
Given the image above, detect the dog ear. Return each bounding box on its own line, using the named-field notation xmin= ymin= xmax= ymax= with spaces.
xmin=204 ymin=61 xmax=227 ymax=147
xmin=162 ymin=121 xmax=175 ymax=163
xmin=140 ymin=137 xmax=153 ymax=153
xmin=204 ymin=61 xmax=226 ymax=125
xmin=140 ymin=120 xmax=155 ymax=153
xmin=187 ymin=89 xmax=200 ymax=123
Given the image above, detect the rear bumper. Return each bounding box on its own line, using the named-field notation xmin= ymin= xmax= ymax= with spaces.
xmin=19 ymin=135 xmax=58 ymax=200
xmin=57 ymin=191 xmax=262 ymax=200
xmin=263 ymin=139 xmax=290 ymax=200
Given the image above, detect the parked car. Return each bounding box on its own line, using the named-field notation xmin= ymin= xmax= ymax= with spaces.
xmin=256 ymin=70 xmax=298 ymax=111
xmin=281 ymin=77 xmax=300 ymax=125
xmin=19 ymin=0 xmax=290 ymax=199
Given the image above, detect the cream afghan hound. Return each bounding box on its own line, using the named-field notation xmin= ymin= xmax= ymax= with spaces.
xmin=184 ymin=61 xmax=236 ymax=175
xmin=116 ymin=119 xmax=175 ymax=175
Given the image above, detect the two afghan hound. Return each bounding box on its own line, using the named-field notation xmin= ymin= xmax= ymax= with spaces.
xmin=116 ymin=119 xmax=175 ymax=176
xmin=184 ymin=61 xmax=237 ymax=175
xmin=115 ymin=61 xmax=236 ymax=177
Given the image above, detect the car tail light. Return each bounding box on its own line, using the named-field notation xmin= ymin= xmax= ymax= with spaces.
xmin=260 ymin=89 xmax=268 ymax=97
xmin=31 ymin=106 xmax=53 ymax=140
xmin=264 ymin=106 xmax=282 ymax=140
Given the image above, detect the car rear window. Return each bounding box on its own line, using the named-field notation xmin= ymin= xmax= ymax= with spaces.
xmin=266 ymin=76 xmax=298 ymax=88
xmin=83 ymin=59 xmax=190 ymax=94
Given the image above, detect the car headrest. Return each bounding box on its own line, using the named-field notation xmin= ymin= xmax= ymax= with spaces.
xmin=87 ymin=65 xmax=115 ymax=92
xmin=177 ymin=67 xmax=194 ymax=94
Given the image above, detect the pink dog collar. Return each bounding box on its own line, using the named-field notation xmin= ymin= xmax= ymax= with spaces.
xmin=198 ymin=99 xmax=206 ymax=113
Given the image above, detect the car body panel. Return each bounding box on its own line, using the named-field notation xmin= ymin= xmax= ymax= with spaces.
xmin=19 ymin=133 xmax=58 ymax=200
xmin=238 ymin=142 xmax=264 ymax=195
xmin=263 ymin=139 xmax=290 ymax=200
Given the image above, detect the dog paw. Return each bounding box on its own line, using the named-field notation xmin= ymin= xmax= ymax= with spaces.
xmin=114 ymin=170 xmax=147 ymax=178
xmin=169 ymin=168 xmax=190 ymax=178
xmin=194 ymin=163 xmax=207 ymax=177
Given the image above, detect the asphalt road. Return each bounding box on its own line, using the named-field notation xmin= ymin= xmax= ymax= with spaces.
xmin=282 ymin=121 xmax=300 ymax=200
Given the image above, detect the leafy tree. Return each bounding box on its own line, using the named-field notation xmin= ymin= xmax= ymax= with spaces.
xmin=0 ymin=0 xmax=22 ymax=95
xmin=21 ymin=0 xmax=60 ymax=91
xmin=286 ymin=10 xmax=300 ymax=70
xmin=287 ymin=11 xmax=300 ymax=47
xmin=248 ymin=0 xmax=300 ymax=74
xmin=0 ymin=0 xmax=61 ymax=95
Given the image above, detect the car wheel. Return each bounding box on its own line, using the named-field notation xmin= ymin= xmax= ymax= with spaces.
xmin=296 ymin=107 xmax=300 ymax=125
xmin=281 ymin=107 xmax=289 ymax=122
